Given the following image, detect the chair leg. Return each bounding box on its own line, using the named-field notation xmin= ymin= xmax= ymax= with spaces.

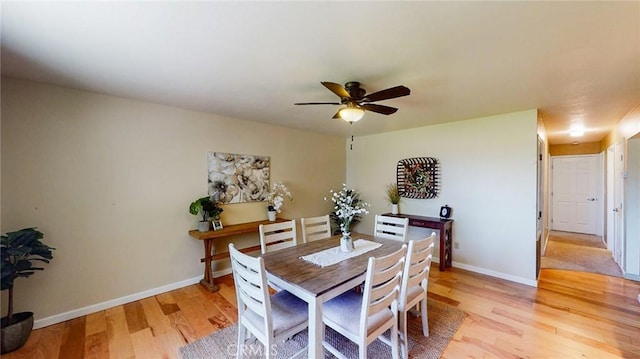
xmin=391 ymin=319 xmax=400 ymax=359
xmin=237 ymin=324 xmax=246 ymax=359
xmin=399 ymin=310 xmax=409 ymax=359
xmin=420 ymin=297 xmax=429 ymax=337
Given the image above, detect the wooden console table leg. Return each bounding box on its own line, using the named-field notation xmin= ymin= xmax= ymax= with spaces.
xmin=439 ymin=222 xmax=453 ymax=271
xmin=200 ymin=238 xmax=219 ymax=292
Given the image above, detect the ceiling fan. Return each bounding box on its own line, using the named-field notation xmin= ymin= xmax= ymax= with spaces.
xmin=295 ymin=81 xmax=410 ymax=122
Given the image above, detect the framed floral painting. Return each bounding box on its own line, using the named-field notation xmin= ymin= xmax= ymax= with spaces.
xmin=396 ymin=157 xmax=440 ymax=199
xmin=207 ymin=152 xmax=270 ymax=204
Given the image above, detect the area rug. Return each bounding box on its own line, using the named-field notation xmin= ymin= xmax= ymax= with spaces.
xmin=178 ymin=298 xmax=466 ymax=359
xmin=541 ymin=231 xmax=622 ymax=277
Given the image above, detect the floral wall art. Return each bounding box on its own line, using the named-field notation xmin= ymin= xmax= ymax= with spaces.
xmin=207 ymin=152 xmax=270 ymax=204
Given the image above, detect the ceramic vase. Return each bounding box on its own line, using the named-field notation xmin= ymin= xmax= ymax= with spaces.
xmin=267 ymin=210 xmax=277 ymax=221
xmin=391 ymin=204 xmax=399 ymax=214
xmin=340 ymin=232 xmax=354 ymax=253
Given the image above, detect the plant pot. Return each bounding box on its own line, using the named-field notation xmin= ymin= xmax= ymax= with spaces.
xmin=391 ymin=204 xmax=399 ymax=215
xmin=1 ymin=312 xmax=34 ymax=354
xmin=197 ymin=221 xmax=210 ymax=232
xmin=267 ymin=210 xmax=277 ymax=222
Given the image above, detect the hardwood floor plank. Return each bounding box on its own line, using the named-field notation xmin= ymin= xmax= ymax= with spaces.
xmin=58 ymin=316 xmax=86 ymax=359
xmin=130 ymin=328 xmax=162 ymax=359
xmin=139 ymin=296 xmax=173 ymax=336
xmin=84 ymin=331 xmax=109 ymax=359
xmin=85 ymin=311 xmax=107 ymax=337
xmin=123 ymin=301 xmax=149 ymax=334
xmin=4 ymin=266 xmax=638 ymax=359
xmin=105 ymin=306 xmax=135 ymax=359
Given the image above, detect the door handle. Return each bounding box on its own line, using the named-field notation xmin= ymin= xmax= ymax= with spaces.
xmin=587 ymin=198 xmax=596 ymax=201
xmin=613 ymin=208 xmax=619 ymax=212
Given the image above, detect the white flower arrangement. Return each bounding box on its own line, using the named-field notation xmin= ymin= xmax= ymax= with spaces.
xmin=328 ymin=184 xmax=370 ymax=235
xmin=266 ymin=182 xmax=293 ymax=213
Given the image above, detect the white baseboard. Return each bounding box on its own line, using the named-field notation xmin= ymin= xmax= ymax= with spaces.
xmin=35 ymin=257 xmax=538 ymax=329
xmin=433 ymin=256 xmax=537 ymax=287
xmin=34 ymin=275 xmax=202 ymax=329
xmin=451 ymin=261 xmax=538 ymax=287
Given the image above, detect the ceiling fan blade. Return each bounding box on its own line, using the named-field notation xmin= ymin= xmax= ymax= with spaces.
xmin=294 ymin=102 xmax=341 ymax=105
xmin=362 ymin=103 xmax=398 ymax=115
xmin=362 ymin=86 xmax=410 ymax=102
xmin=321 ymin=82 xmax=351 ymax=99
xmin=332 ymin=110 xmax=342 ymax=119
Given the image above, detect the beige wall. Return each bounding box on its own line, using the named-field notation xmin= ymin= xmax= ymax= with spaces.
xmin=346 ymin=109 xmax=539 ymax=284
xmin=1 ymin=78 xmax=346 ymax=325
xmin=549 ymin=142 xmax=601 ymax=156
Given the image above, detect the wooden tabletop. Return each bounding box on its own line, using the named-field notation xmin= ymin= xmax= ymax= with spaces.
xmin=261 ymin=234 xmax=404 ymax=297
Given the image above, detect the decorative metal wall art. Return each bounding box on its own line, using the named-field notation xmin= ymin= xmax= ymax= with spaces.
xmin=207 ymin=152 xmax=270 ymax=204
xmin=397 ymin=157 xmax=440 ymax=199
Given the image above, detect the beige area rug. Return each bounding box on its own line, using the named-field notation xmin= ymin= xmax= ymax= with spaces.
xmin=178 ymin=298 xmax=466 ymax=359
xmin=541 ymin=231 xmax=622 ymax=277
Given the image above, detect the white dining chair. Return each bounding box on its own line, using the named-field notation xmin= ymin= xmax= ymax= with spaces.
xmin=301 ymin=215 xmax=332 ymax=243
xmin=374 ymin=214 xmax=409 ymax=242
xmin=321 ymin=245 xmax=407 ymax=359
xmin=228 ymin=243 xmax=308 ymax=359
xmin=259 ymin=219 xmax=298 ymax=254
xmin=398 ymin=233 xmax=435 ymax=359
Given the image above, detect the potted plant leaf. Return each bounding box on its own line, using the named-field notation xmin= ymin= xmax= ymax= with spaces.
xmin=189 ymin=196 xmax=224 ymax=232
xmin=386 ymin=183 xmax=401 ymax=214
xmin=1 ymin=227 xmax=55 ymax=354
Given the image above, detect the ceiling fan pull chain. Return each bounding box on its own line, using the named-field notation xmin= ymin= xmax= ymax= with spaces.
xmin=350 ymin=122 xmax=354 ymax=150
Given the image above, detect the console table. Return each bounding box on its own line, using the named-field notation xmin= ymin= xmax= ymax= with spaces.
xmin=382 ymin=213 xmax=454 ymax=271
xmin=188 ymin=218 xmax=288 ymax=291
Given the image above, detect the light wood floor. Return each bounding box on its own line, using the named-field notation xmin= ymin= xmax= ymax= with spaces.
xmin=5 ymin=266 xmax=640 ymax=358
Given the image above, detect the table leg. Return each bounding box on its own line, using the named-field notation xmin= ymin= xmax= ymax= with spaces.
xmin=438 ymin=222 xmax=453 ymax=271
xmin=200 ymin=238 xmax=219 ymax=292
xmin=309 ymin=298 xmax=324 ymax=358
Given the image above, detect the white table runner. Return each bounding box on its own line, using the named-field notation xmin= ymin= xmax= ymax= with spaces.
xmin=300 ymin=239 xmax=382 ymax=267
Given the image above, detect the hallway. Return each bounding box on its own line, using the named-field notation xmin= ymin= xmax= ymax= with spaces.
xmin=541 ymin=230 xmax=623 ymax=277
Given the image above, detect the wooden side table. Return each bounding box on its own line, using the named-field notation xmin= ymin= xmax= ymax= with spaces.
xmin=382 ymin=213 xmax=454 ymax=271
xmin=188 ymin=218 xmax=289 ymax=291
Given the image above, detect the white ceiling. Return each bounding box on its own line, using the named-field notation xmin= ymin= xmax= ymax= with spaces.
xmin=2 ymin=1 xmax=639 ymax=144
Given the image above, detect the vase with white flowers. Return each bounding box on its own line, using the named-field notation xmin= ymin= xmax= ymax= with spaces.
xmin=328 ymin=184 xmax=370 ymax=252
xmin=266 ymin=182 xmax=293 ymax=221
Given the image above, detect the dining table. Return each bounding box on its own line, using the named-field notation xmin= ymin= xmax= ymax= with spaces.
xmin=261 ymin=233 xmax=404 ymax=359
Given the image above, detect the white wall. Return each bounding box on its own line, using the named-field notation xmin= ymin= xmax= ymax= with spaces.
xmin=625 ymin=136 xmax=640 ymax=277
xmin=346 ymin=109 xmax=539 ymax=285
xmin=1 ymin=78 xmax=346 ymax=324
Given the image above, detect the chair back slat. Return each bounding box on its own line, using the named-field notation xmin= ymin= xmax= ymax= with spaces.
xmin=374 ymin=215 xmax=409 ymax=242
xmin=229 ymin=244 xmax=271 ymax=329
xmin=301 ymin=215 xmax=331 ymax=243
xmin=360 ymin=245 xmax=406 ymax=333
xmin=400 ymin=233 xmax=435 ymax=307
xmin=259 ymin=220 xmax=297 ymax=254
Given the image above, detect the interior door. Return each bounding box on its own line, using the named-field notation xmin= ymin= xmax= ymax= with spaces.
xmin=551 ymin=155 xmax=599 ymax=234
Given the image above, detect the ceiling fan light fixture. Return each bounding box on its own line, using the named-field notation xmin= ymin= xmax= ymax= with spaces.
xmin=339 ymin=107 xmax=364 ymax=122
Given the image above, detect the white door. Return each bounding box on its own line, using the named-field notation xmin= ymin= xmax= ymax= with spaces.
xmin=551 ymin=155 xmax=599 ymax=234
xmin=606 ymin=146 xmax=615 ymax=251
xmin=613 ymin=142 xmax=625 ymax=267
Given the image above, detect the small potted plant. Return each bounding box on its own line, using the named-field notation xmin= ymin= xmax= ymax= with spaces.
xmin=1 ymin=227 xmax=55 ymax=354
xmin=189 ymin=196 xmax=224 ymax=232
xmin=265 ymin=182 xmax=293 ymax=221
xmin=386 ymin=183 xmax=400 ymax=214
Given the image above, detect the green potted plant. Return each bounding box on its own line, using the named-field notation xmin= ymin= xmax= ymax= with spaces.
xmin=386 ymin=183 xmax=401 ymax=214
xmin=1 ymin=227 xmax=55 ymax=354
xmin=189 ymin=196 xmax=224 ymax=232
